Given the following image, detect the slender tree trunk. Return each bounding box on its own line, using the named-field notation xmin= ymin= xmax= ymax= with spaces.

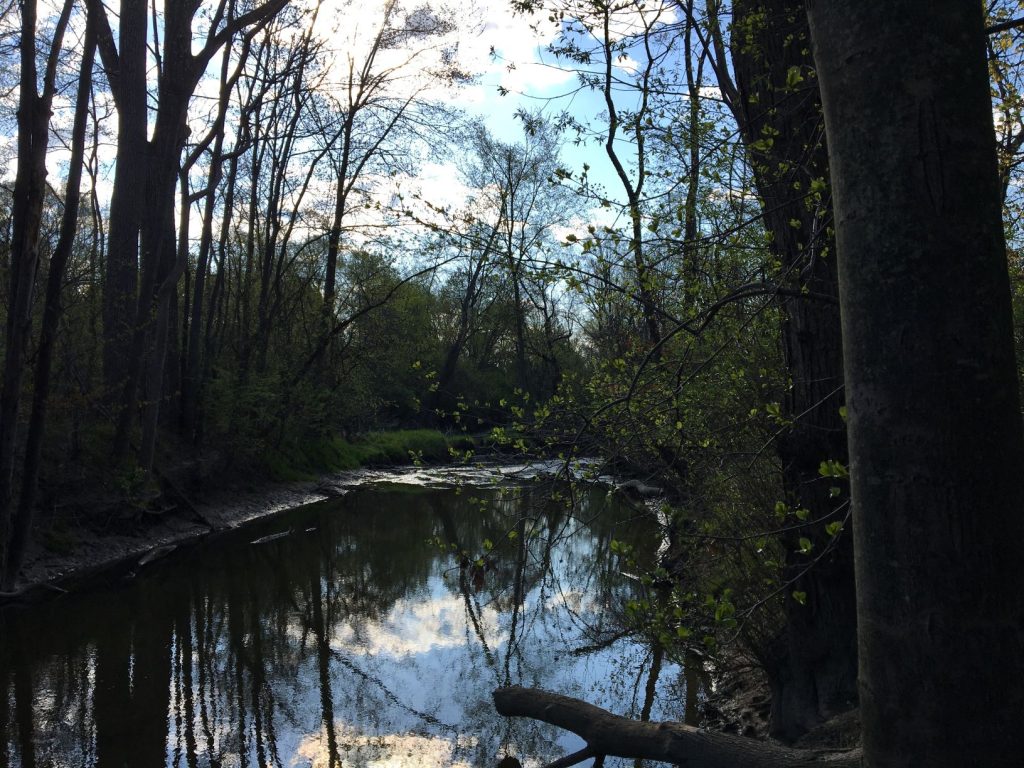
xmin=808 ymin=3 xmax=1024 ymax=765
xmin=682 ymin=3 xmax=702 ymax=287
xmin=600 ymin=6 xmax=661 ymax=349
xmin=0 ymin=0 xmax=72 ymax=583
xmin=182 ymin=36 xmax=239 ymax=438
xmin=0 ymin=0 xmax=45 ymax=581
xmin=324 ymin=115 xmax=355 ymax=313
xmin=3 ymin=12 xmax=97 ymax=590
xmin=205 ymin=148 xmax=240 ymax=386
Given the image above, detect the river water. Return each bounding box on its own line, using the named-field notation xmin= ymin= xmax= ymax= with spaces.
xmin=0 ymin=466 xmax=702 ymax=767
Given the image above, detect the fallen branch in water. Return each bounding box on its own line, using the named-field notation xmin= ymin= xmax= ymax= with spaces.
xmin=492 ymin=686 xmax=860 ymax=768
xmin=250 ymin=529 xmax=292 ymax=545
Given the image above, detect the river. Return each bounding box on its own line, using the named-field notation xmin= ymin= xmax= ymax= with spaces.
xmin=0 ymin=465 xmax=704 ymax=767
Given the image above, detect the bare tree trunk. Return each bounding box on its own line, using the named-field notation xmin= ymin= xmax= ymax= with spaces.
xmin=3 ymin=10 xmax=97 ymax=590
xmin=0 ymin=0 xmax=73 ymax=584
xmin=96 ymin=0 xmax=146 ymax=399
xmin=99 ymin=0 xmax=288 ymax=462
xmin=807 ymin=3 xmax=1024 ymax=765
xmin=599 ymin=5 xmax=661 ymax=349
xmin=181 ymin=33 xmax=247 ymax=439
xmin=323 ymin=112 xmax=355 ymax=312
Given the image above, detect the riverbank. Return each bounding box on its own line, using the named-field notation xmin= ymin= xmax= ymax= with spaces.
xmin=5 ymin=445 xmax=862 ymax=757
xmin=3 ymin=429 xmax=493 ymax=602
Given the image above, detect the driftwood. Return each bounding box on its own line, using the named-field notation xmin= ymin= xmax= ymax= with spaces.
xmin=493 ymin=687 xmax=860 ymax=768
xmin=616 ymin=479 xmax=663 ymax=498
xmin=250 ymin=529 xmax=292 ymax=545
xmin=137 ymin=543 xmax=177 ymax=567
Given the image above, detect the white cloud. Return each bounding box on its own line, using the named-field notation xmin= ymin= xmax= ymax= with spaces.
xmin=331 ymin=592 xmax=507 ymax=657
xmin=613 ymin=54 xmax=640 ymax=76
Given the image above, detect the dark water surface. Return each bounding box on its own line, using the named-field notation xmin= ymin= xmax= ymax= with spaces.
xmin=0 ymin=468 xmax=701 ymax=767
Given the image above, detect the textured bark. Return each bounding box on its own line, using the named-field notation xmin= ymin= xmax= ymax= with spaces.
xmin=807 ymin=2 xmax=1024 ymax=765
xmin=493 ymin=687 xmax=859 ymax=767
xmin=96 ymin=0 xmax=147 ymax=398
xmin=3 ymin=11 xmax=97 ymax=589
xmin=0 ymin=0 xmax=73 ymax=587
xmin=726 ymin=0 xmax=855 ymax=739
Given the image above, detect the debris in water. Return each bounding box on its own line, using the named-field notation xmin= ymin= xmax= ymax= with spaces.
xmin=250 ymin=529 xmax=291 ymax=545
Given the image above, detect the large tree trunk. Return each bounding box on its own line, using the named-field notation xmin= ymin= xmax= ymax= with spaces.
xmin=726 ymin=0 xmax=855 ymax=739
xmin=93 ymin=0 xmax=287 ymax=460
xmin=806 ymin=2 xmax=1024 ymax=765
xmin=99 ymin=0 xmax=147 ymax=398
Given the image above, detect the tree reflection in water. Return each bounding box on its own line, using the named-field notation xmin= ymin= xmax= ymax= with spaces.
xmin=0 ymin=476 xmax=707 ymax=767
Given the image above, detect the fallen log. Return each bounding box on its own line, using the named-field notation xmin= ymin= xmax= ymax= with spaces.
xmin=493 ymin=687 xmax=860 ymax=768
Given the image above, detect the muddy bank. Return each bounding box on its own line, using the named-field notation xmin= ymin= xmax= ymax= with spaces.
xmin=4 ymin=457 xmax=593 ymax=603
xmin=6 ymin=477 xmax=327 ymax=602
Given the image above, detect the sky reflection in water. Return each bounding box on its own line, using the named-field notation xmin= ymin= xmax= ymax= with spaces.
xmin=0 ymin=471 xmax=699 ymax=767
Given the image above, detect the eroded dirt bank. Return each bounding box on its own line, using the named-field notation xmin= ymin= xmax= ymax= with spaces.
xmin=4 ymin=459 xmax=577 ymax=601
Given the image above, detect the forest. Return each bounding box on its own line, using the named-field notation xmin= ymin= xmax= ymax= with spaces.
xmin=1 ymin=0 xmax=1024 ymax=766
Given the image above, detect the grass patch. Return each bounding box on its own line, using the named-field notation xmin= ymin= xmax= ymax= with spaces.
xmin=261 ymin=429 xmax=481 ymax=480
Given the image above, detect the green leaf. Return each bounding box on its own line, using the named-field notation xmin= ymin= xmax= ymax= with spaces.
xmin=792 ymin=590 xmax=807 ymax=606
xmin=825 ymin=521 xmax=844 ymax=537
xmin=818 ymin=459 xmax=849 ymax=479
xmin=798 ymin=537 xmax=813 ymax=554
